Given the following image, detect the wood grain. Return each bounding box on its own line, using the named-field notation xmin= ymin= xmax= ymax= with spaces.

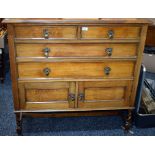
xmin=130 ymin=24 xmax=148 ymax=106
xmin=15 ymin=26 xmax=77 ymax=39
xmin=7 ymin=24 xmax=20 ymax=110
xmin=3 ymin=18 xmax=151 ymax=24
xmin=4 ymin=19 xmax=149 ymax=121
xmin=18 ymin=82 xmax=76 ymax=110
xmin=16 ymin=43 xmax=138 ymax=58
xmin=81 ymin=26 xmax=141 ymax=39
xmin=17 ymin=61 xmax=135 ymax=79
xmin=78 ymin=80 xmax=132 ymax=109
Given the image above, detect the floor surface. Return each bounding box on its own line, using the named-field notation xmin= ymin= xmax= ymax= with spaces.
xmin=0 ymin=71 xmax=155 ymax=136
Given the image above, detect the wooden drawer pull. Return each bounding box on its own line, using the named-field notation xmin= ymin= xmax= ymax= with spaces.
xmin=43 ymin=47 xmax=50 ymax=58
xmin=105 ymin=48 xmax=113 ymax=56
xmin=104 ymin=67 xmax=111 ymax=75
xmin=43 ymin=67 xmax=51 ymax=76
xmin=107 ymin=30 xmax=114 ymax=39
xmin=43 ymin=29 xmax=49 ymax=39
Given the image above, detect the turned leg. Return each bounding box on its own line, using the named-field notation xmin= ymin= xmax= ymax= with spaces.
xmin=1 ymin=49 xmax=5 ymax=84
xmin=16 ymin=113 xmax=23 ymax=136
xmin=122 ymin=110 xmax=133 ymax=133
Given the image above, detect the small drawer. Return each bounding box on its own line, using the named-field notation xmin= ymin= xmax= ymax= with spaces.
xmin=18 ymin=61 xmax=135 ymax=79
xmin=81 ymin=26 xmax=141 ymax=39
xmin=14 ymin=26 xmax=77 ymax=39
xmin=16 ymin=43 xmax=138 ymax=58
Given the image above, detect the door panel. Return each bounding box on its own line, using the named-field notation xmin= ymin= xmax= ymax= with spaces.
xmin=18 ymin=82 xmax=76 ymax=110
xmin=78 ymin=81 xmax=132 ymax=109
xmin=85 ymin=87 xmax=124 ymax=100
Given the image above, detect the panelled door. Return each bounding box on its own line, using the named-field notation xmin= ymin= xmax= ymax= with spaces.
xmin=77 ymin=81 xmax=132 ymax=109
xmin=18 ymin=81 xmax=76 ymax=110
xmin=18 ymin=80 xmax=132 ymax=111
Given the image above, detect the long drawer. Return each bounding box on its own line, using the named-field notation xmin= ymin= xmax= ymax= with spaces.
xmin=14 ymin=26 xmax=77 ymax=39
xmin=16 ymin=43 xmax=138 ymax=58
xmin=18 ymin=61 xmax=135 ymax=79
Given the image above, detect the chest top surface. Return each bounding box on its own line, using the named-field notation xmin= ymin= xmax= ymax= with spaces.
xmin=2 ymin=18 xmax=151 ymax=24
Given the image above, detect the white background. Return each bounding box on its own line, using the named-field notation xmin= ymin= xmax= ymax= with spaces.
xmin=0 ymin=0 xmax=155 ymax=154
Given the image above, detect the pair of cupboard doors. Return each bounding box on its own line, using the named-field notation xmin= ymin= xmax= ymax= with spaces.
xmin=18 ymin=80 xmax=132 ymax=111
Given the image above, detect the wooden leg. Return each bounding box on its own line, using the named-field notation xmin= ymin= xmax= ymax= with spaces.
xmin=122 ymin=110 xmax=133 ymax=133
xmin=0 ymin=48 xmax=5 ymax=83
xmin=16 ymin=113 xmax=23 ymax=136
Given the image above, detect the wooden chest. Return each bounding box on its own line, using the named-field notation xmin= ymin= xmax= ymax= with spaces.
xmin=3 ymin=18 xmax=150 ymax=134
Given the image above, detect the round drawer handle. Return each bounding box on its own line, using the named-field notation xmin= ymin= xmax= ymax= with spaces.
xmin=104 ymin=67 xmax=111 ymax=75
xmin=43 ymin=29 xmax=49 ymax=39
xmin=105 ymin=48 xmax=113 ymax=56
xmin=43 ymin=68 xmax=51 ymax=76
xmin=108 ymin=30 xmax=114 ymax=39
xmin=43 ymin=47 xmax=50 ymax=58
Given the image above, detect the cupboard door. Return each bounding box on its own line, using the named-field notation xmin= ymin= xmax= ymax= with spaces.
xmin=77 ymin=81 xmax=132 ymax=109
xmin=18 ymin=82 xmax=76 ymax=110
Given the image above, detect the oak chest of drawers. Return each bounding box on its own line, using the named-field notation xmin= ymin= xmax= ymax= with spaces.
xmin=3 ymin=18 xmax=150 ymax=134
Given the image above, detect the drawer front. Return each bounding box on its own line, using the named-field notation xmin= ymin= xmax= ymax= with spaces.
xmin=18 ymin=61 xmax=135 ymax=79
xmin=78 ymin=80 xmax=132 ymax=109
xmin=16 ymin=43 xmax=138 ymax=58
xmin=81 ymin=26 xmax=141 ymax=39
xmin=15 ymin=26 xmax=77 ymax=39
xmin=19 ymin=82 xmax=76 ymax=110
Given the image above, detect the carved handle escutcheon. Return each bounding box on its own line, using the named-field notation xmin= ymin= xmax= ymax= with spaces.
xmin=78 ymin=93 xmax=84 ymax=102
xmin=43 ymin=29 xmax=49 ymax=39
xmin=108 ymin=30 xmax=114 ymax=39
xmin=104 ymin=67 xmax=111 ymax=75
xmin=43 ymin=68 xmax=51 ymax=76
xmin=68 ymin=94 xmax=75 ymax=103
xmin=43 ymin=47 xmax=50 ymax=58
xmin=105 ymin=48 xmax=113 ymax=56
